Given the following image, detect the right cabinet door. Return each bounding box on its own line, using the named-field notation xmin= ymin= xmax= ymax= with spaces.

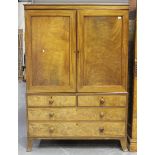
xmin=77 ymin=10 xmax=128 ymax=92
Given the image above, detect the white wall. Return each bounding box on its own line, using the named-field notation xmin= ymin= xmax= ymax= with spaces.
xmin=33 ymin=0 xmax=128 ymax=3
xmin=18 ymin=2 xmax=32 ymax=29
xmin=18 ymin=2 xmax=32 ymax=62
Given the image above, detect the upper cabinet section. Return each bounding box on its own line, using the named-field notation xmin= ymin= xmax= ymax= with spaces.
xmin=25 ymin=5 xmax=128 ymax=93
xmin=77 ymin=10 xmax=128 ymax=92
xmin=25 ymin=10 xmax=76 ymax=93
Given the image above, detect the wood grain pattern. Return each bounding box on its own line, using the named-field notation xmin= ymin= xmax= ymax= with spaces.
xmin=29 ymin=122 xmax=125 ymax=137
xmin=25 ymin=10 xmax=76 ymax=93
xmin=84 ymin=16 xmax=122 ymax=85
xmin=32 ymin=16 xmax=70 ymax=86
xmin=77 ymin=10 xmax=128 ymax=92
xmin=27 ymin=95 xmax=76 ymax=107
xmin=28 ymin=107 xmax=126 ymax=121
xmin=24 ymin=5 xmax=129 ymax=10
xmin=78 ymin=95 xmax=126 ymax=106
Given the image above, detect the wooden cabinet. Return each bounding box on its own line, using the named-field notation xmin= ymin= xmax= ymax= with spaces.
xmin=25 ymin=4 xmax=129 ymax=152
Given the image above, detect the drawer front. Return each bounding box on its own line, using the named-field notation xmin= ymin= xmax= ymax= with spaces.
xmin=78 ymin=95 xmax=126 ymax=107
xmin=27 ymin=95 xmax=76 ymax=107
xmin=29 ymin=122 xmax=125 ymax=137
xmin=28 ymin=107 xmax=126 ymax=121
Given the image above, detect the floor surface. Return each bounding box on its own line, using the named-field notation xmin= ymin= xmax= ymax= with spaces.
xmin=18 ymin=81 xmax=137 ymax=155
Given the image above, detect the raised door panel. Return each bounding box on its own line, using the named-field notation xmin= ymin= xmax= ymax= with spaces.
xmin=78 ymin=10 xmax=128 ymax=92
xmin=25 ymin=10 xmax=76 ymax=93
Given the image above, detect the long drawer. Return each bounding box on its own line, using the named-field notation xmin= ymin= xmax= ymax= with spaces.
xmin=28 ymin=107 xmax=126 ymax=121
xmin=29 ymin=122 xmax=125 ymax=137
xmin=78 ymin=95 xmax=126 ymax=107
xmin=27 ymin=95 xmax=76 ymax=107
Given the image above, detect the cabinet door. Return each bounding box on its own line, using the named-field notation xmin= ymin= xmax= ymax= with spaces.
xmin=25 ymin=10 xmax=76 ymax=93
xmin=78 ymin=10 xmax=128 ymax=92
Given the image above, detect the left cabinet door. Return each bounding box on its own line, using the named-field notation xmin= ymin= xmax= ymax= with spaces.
xmin=25 ymin=10 xmax=76 ymax=93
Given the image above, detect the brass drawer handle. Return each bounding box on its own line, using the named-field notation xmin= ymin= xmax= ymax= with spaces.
xmin=99 ymin=127 xmax=104 ymax=133
xmin=49 ymin=127 xmax=54 ymax=133
xmin=100 ymin=97 xmax=105 ymax=105
xmin=49 ymin=112 xmax=54 ymax=118
xmin=49 ymin=100 xmax=54 ymax=105
xmin=100 ymin=112 xmax=104 ymax=118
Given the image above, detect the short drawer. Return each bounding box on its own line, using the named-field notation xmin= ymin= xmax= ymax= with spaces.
xmin=28 ymin=107 xmax=126 ymax=121
xmin=27 ymin=95 xmax=76 ymax=107
xmin=78 ymin=95 xmax=126 ymax=107
xmin=29 ymin=122 xmax=125 ymax=138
